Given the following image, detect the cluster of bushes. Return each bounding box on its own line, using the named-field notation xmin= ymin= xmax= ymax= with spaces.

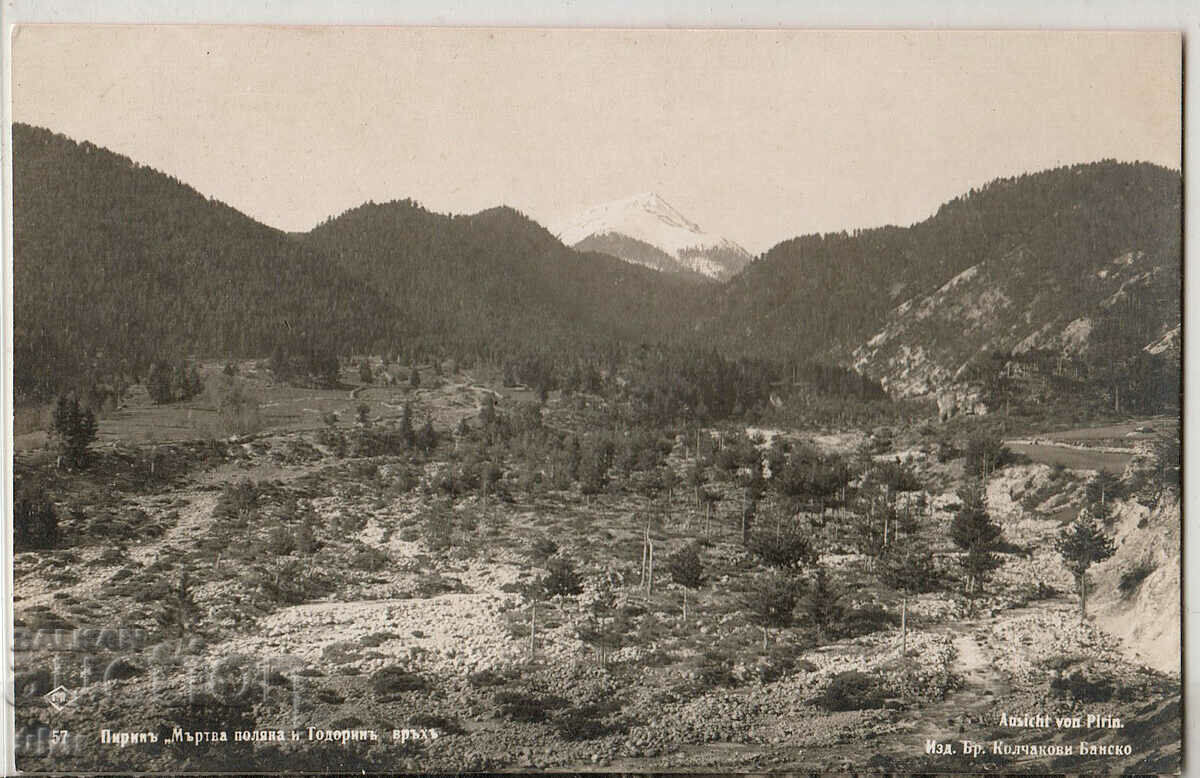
xmin=14 ymin=485 xmax=59 ymax=551
xmin=371 ymin=665 xmax=428 ymax=700
xmin=554 ymin=699 xmax=633 ymax=741
xmin=1049 ymin=669 xmax=1114 ymax=703
xmin=539 ymin=555 xmax=584 ymax=598
xmin=815 ymin=670 xmax=888 ymax=711
xmin=494 ymin=690 xmax=567 ymax=723
xmin=214 ymin=480 xmax=273 ymax=526
xmin=418 ymin=504 xmax=480 ymax=556
xmin=263 ymin=520 xmax=321 ymax=556
xmin=146 ymin=359 xmax=205 ymax=405
xmin=244 ymin=559 xmax=334 ymax=607
xmin=745 ymin=528 xmax=816 ymax=571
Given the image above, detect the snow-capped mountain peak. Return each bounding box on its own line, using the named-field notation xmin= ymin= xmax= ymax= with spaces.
xmin=557 ymin=193 xmax=750 ymax=281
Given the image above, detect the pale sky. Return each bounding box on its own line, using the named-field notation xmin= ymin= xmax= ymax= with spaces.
xmin=11 ymin=27 xmax=1182 ymax=254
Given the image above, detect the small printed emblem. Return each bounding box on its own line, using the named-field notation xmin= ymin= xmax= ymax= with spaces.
xmin=45 ymin=685 xmax=74 ymax=711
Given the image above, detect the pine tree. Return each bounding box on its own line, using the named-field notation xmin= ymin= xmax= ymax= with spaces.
xmin=540 ymin=555 xmax=583 ymax=598
xmin=879 ymin=539 xmax=939 ymax=594
xmin=1085 ymin=472 xmax=1120 ymax=507
xmin=802 ymin=566 xmax=843 ymax=641
xmin=1055 ymin=511 xmax=1116 ymax=619
xmin=418 ymin=418 xmax=438 ymax=454
xmin=400 ymin=401 xmax=415 ymax=447
xmin=949 ymin=482 xmax=1003 ymax=595
xmin=13 ymin=486 xmax=58 ymax=551
xmin=156 ymin=572 xmax=201 ymax=637
xmin=667 ymin=543 xmax=705 ymax=589
xmin=742 ymin=572 xmax=799 ymax=650
xmin=147 ymin=360 xmax=174 ymax=404
xmin=51 ymin=394 xmax=98 ymax=469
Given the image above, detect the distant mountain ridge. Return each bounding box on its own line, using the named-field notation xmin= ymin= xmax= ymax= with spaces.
xmin=12 ymin=123 xmax=1181 ymax=415
xmin=557 ymin=192 xmax=751 ymax=281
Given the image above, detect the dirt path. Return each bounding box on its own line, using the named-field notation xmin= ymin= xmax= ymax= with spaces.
xmin=900 ymin=616 xmax=1011 ymax=745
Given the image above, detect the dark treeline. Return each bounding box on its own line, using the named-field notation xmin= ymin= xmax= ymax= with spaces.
xmin=14 ymin=123 xmax=1181 ymax=422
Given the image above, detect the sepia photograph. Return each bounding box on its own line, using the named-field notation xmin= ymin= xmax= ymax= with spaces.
xmin=6 ymin=26 xmax=1182 ymax=773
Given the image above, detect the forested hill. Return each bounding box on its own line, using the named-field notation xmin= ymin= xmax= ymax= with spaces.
xmin=12 ymin=123 xmax=397 ymax=401
xmin=701 ymin=161 xmax=1181 ymax=375
xmin=13 ymin=122 xmax=1180 ymax=411
xmin=13 ymin=124 xmax=704 ymax=402
xmin=301 ymin=200 xmax=705 ymax=351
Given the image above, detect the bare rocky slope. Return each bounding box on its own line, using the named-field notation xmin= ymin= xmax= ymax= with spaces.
xmin=851 ymin=248 xmax=1179 ymax=398
xmin=1090 ymin=485 xmax=1180 ymax=675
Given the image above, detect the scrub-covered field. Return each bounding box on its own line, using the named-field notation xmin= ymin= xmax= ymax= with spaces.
xmin=12 ymin=363 xmax=1180 ymax=773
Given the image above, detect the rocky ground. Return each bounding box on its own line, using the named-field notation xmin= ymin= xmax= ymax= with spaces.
xmin=12 ymin=372 xmax=1180 ymax=773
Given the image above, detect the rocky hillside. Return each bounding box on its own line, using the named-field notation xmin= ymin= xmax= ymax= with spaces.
xmin=702 ymin=161 xmax=1180 ymax=406
xmin=851 ymin=247 xmax=1179 ymax=398
xmin=1090 ymin=473 xmax=1180 ymax=675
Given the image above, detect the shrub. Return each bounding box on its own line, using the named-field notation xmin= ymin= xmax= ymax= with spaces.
xmin=251 ymin=560 xmax=333 ymax=605
xmin=816 ymin=670 xmax=887 ymax=711
xmin=741 ymin=573 xmax=801 ymax=648
xmin=878 ymin=542 xmax=940 ymax=594
xmin=351 ymin=546 xmax=389 ymax=572
xmin=468 ymin=669 xmax=507 ymax=688
xmin=528 ymin=537 xmax=558 ymax=563
xmin=936 ymin=440 xmax=962 ymax=463
xmin=746 ymin=528 xmax=815 ymax=571
xmin=359 ymin=631 xmax=398 ymax=648
xmin=407 ymin=713 xmax=465 ymax=735
xmin=1029 ymin=581 xmax=1058 ymax=601
xmin=215 ymin=480 xmax=262 ymax=525
xmin=371 ymin=666 xmax=427 ymax=699
xmin=554 ymin=700 xmax=624 ymax=741
xmin=540 ymin=555 xmax=583 ymax=598
xmin=801 ymin=567 xmax=843 ymax=637
xmin=14 ymin=668 xmax=53 ymax=697
xmin=103 ymin=657 xmax=143 ymax=681
xmin=156 ymin=573 xmax=202 ymax=636
xmin=835 ymin=602 xmax=900 ymax=639
xmin=51 ymin=394 xmax=98 ymax=469
xmin=745 ymin=645 xmax=799 ymax=684
xmin=1118 ymin=561 xmax=1156 ymax=598
xmin=314 ymin=687 xmax=345 ymax=704
xmin=872 ymin=460 xmax=923 ymax=492
xmin=1039 ymin=653 xmax=1085 ymax=672
xmin=265 ymin=525 xmax=295 ymax=556
xmin=666 ymin=543 xmax=705 ymax=589
xmin=494 ymin=691 xmax=566 ymax=723
xmin=1050 ymin=669 xmax=1114 ymax=703
xmin=207 ymin=375 xmax=261 ymax=437
xmin=14 ymin=486 xmax=59 ymax=552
